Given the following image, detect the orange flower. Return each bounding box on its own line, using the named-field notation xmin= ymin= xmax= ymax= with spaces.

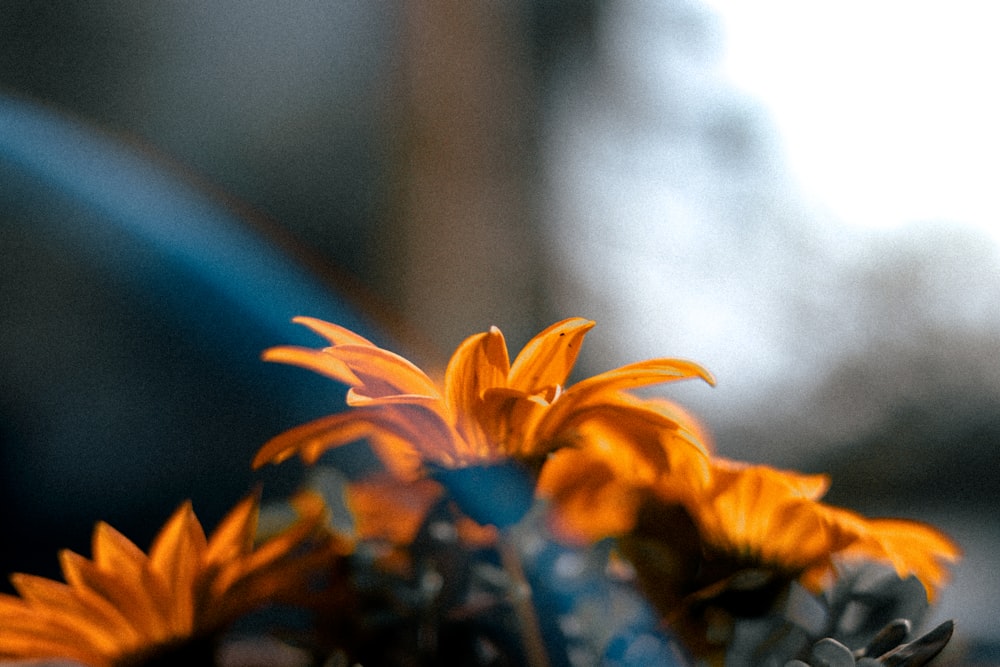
xmin=0 ymin=493 xmax=343 ymax=667
xmin=537 ymin=397 xmax=714 ymax=544
xmin=660 ymin=459 xmax=959 ymax=600
xmin=254 ymin=317 xmax=714 ymax=528
xmin=680 ymin=462 xmax=852 ymax=589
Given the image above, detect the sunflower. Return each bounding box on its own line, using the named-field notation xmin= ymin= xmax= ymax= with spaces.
xmin=254 ymin=317 xmax=714 ymax=528
xmin=0 ymin=492 xmax=344 ymax=667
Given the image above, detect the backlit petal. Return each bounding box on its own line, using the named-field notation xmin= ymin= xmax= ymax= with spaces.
xmin=327 ymin=344 xmax=440 ymax=399
xmin=507 ymin=318 xmax=594 ymax=394
xmin=148 ymin=502 xmax=207 ymax=634
xmin=291 ymin=315 xmax=377 ymax=346
xmin=262 ymin=346 xmax=361 ymax=386
xmin=444 ymin=327 xmax=510 ymax=448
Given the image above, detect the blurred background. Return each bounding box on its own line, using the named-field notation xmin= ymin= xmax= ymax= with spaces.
xmin=2 ymin=0 xmax=999 ymax=652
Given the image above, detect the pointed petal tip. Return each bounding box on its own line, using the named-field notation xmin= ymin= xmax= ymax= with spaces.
xmin=290 ymin=316 xmax=375 ymax=347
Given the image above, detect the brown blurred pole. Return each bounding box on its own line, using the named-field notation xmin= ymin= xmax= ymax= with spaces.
xmin=382 ymin=0 xmax=544 ymax=353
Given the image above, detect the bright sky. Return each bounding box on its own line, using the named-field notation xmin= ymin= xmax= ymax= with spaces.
xmin=703 ymin=1 xmax=1000 ymax=240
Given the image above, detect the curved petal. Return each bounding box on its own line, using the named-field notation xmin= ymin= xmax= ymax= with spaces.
xmin=345 ymin=389 xmax=442 ymax=408
xmin=478 ymin=387 xmax=550 ymax=458
xmin=531 ymin=391 xmax=712 ymax=466
xmin=711 ymin=458 xmax=830 ymax=501
xmin=537 ymin=358 xmax=714 ymax=445
xmin=444 ymin=328 xmax=510 ymax=449
xmin=568 ymin=358 xmax=716 ymax=399
xmin=507 ymin=318 xmax=594 ymax=394
xmin=291 ymin=315 xmax=376 ymax=347
xmin=262 ymin=346 xmax=361 ymax=386
xmin=254 ymin=405 xmax=458 ymax=477
xmin=327 ymin=344 xmax=440 ymax=399
xmin=253 ymin=413 xmax=375 ymax=468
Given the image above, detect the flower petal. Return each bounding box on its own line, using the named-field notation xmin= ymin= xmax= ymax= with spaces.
xmin=834 ymin=513 xmax=961 ymax=602
xmin=254 ymin=413 xmax=378 ymax=468
xmin=58 ymin=549 xmax=172 ymax=643
xmin=446 ymin=328 xmax=511 ymax=405
xmin=147 ymin=502 xmax=208 ymax=634
xmin=507 ymin=318 xmax=594 ymax=394
xmin=444 ymin=327 xmax=510 ymax=448
xmin=328 ymin=344 xmax=440 ymax=399
xmin=291 ymin=315 xmax=377 ymax=347
xmin=204 ymin=495 xmax=258 ymax=569
xmin=537 ymin=447 xmax=644 ymax=544
xmin=262 ymin=346 xmax=361 ymax=386
xmin=568 ymin=358 xmax=716 ymax=400
xmin=9 ymin=574 xmax=138 ymax=656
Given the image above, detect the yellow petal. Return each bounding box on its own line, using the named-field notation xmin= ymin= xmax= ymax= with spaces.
xmin=538 ymin=359 xmax=714 ymax=442
xmin=344 ymin=389 xmax=442 ymax=408
xmin=477 ymin=388 xmax=550 ymax=458
xmin=254 ymin=406 xmax=450 ymax=477
xmin=92 ymin=523 xmax=147 ymax=580
xmin=92 ymin=523 xmax=177 ymax=635
xmin=0 ymin=615 xmax=112 ymax=667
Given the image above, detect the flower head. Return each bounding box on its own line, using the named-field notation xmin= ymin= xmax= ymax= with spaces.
xmin=629 ymin=458 xmax=960 ymax=605
xmin=254 ymin=317 xmax=714 ymax=528
xmin=0 ymin=493 xmax=344 ymax=667
xmin=679 ymin=461 xmax=850 ymax=586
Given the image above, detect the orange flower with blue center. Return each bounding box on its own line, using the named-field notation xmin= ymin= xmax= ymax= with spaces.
xmin=0 ymin=493 xmax=343 ymax=667
xmin=254 ymin=316 xmax=715 ymax=527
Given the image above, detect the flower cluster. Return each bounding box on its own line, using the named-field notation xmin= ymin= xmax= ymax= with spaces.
xmin=0 ymin=317 xmax=961 ymax=666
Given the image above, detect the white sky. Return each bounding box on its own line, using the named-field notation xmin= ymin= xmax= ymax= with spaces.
xmin=702 ymin=1 xmax=1000 ymax=239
